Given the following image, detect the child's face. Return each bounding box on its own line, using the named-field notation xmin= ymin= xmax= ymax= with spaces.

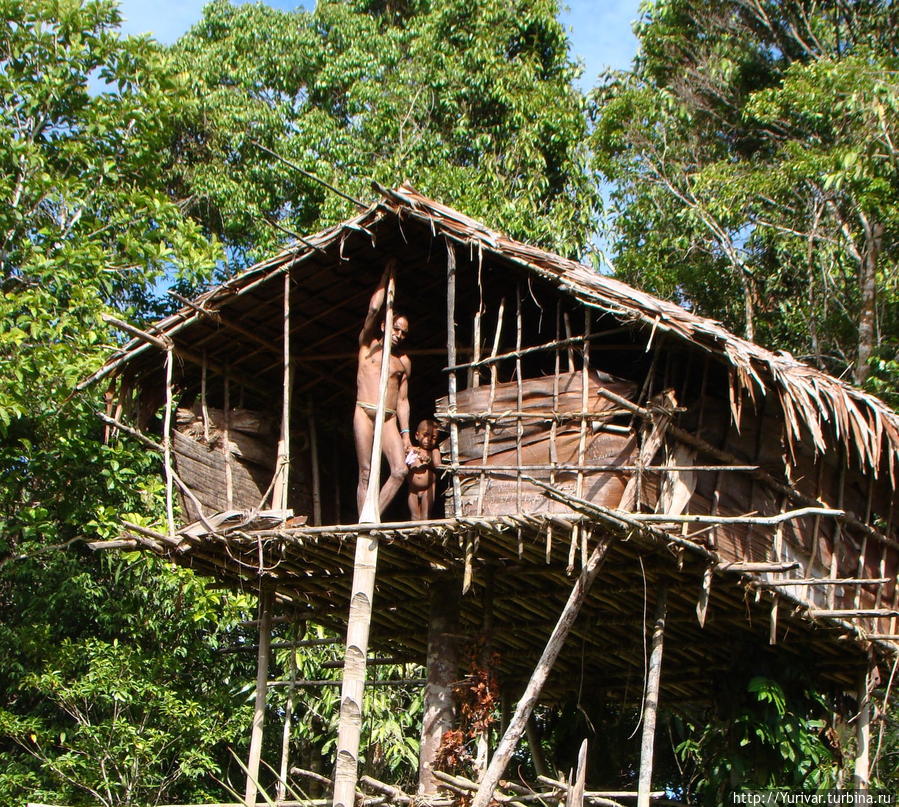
xmin=416 ymin=425 xmax=436 ymax=449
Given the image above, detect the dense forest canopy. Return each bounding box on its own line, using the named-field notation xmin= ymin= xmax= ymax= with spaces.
xmin=1 ymin=0 xmax=899 ymax=803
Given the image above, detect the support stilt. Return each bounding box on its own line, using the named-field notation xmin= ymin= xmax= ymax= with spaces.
xmin=854 ymin=660 xmax=873 ymax=791
xmin=637 ymin=584 xmax=668 ymax=807
xmin=245 ymin=586 xmax=273 ymax=807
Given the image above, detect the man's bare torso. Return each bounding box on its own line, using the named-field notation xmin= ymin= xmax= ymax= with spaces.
xmin=357 ymin=340 xmax=409 ymax=413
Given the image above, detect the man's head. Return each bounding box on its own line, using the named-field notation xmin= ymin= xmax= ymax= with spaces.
xmin=415 ymin=418 xmax=438 ymax=450
xmin=381 ymin=314 xmax=409 ymax=348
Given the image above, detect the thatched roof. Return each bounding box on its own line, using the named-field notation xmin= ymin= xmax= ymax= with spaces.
xmin=85 ymin=183 xmax=899 ymax=479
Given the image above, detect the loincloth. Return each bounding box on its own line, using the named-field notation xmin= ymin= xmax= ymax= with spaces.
xmin=356 ymin=400 xmax=396 ymax=418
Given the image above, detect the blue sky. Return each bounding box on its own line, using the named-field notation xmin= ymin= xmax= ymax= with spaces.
xmin=115 ymin=0 xmax=642 ymax=83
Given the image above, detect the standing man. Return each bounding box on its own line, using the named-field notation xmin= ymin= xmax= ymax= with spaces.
xmin=355 ymin=261 xmax=412 ymax=517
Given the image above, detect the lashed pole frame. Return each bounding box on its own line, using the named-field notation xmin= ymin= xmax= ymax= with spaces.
xmin=333 ymin=266 xmax=396 ymax=807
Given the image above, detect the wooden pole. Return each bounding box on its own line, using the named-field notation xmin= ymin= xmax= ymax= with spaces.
xmin=575 ymin=312 xmax=591 ymax=565
xmin=470 ymin=536 xmax=612 ymax=807
xmin=854 ymin=660 xmax=873 ymax=790
xmin=309 ymin=403 xmax=322 ymax=525
xmin=567 ymin=739 xmax=588 ymax=807
xmin=245 ymin=587 xmax=274 ymax=807
xmin=418 ymin=578 xmax=460 ymax=795
xmin=446 ymin=241 xmax=463 ymax=517
xmin=333 ymin=266 xmax=395 ymax=807
xmin=223 ymin=372 xmax=234 ymax=510
xmin=163 ymin=348 xmax=176 ymax=536
xmin=277 ymin=626 xmax=301 ymax=802
xmin=476 ymin=297 xmax=506 ymax=516
xmin=637 ymin=583 xmax=668 ymax=807
xmin=515 ymin=286 xmax=524 ymax=514
xmin=273 ymin=271 xmax=293 ymax=510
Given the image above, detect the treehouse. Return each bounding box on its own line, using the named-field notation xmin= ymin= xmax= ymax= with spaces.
xmin=83 ymin=184 xmax=899 ymax=805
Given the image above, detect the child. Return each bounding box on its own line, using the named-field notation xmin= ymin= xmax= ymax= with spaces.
xmin=406 ymin=419 xmax=441 ymax=520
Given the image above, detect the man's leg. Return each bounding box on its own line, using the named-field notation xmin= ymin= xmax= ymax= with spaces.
xmin=353 ymin=405 xmax=374 ymax=516
xmin=378 ymin=419 xmax=408 ymax=514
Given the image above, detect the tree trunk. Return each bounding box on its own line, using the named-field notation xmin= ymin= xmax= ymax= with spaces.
xmin=854 ymin=217 xmax=882 ymax=385
xmin=418 ymin=577 xmax=460 ymax=794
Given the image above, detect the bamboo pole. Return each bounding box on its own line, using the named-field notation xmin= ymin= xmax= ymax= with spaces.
xmin=245 ymin=587 xmax=274 ymax=807
xmin=223 ymin=372 xmax=233 ymax=510
xmin=550 ymin=303 xmax=561 ymax=513
xmin=855 ymin=479 xmax=876 ymax=609
xmin=277 ymin=626 xmax=301 ymax=802
xmin=829 ymin=457 xmax=847 ymax=609
xmin=516 ymin=286 xmax=524 ymax=514
xmin=854 ymin=662 xmax=873 ymax=790
xmin=201 ymin=350 xmax=210 ymax=441
xmin=471 ymin=262 xmax=484 ymax=389
xmin=469 ymin=536 xmax=613 ymax=807
xmin=273 ymin=272 xmax=293 ymax=510
xmin=575 ymin=312 xmax=591 ymax=565
xmin=567 ymin=739 xmax=588 ymax=807
xmin=563 ymin=313 xmax=574 ymax=371
xmin=163 ymin=348 xmax=175 ymax=536
xmin=333 ymin=266 xmax=396 ymax=807
xmin=637 ymin=584 xmax=668 ymax=807
xmin=309 ymin=403 xmax=322 ymax=525
xmin=446 ymin=241 xmax=463 ymax=518
xmin=476 ymin=298 xmax=505 ymax=516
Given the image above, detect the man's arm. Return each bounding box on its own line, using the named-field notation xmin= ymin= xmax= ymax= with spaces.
xmin=397 ymin=358 xmax=412 ymax=450
xmin=359 ymin=260 xmax=397 ymax=346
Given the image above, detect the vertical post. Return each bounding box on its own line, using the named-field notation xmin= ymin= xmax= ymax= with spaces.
xmin=828 ymin=456 xmax=847 ymax=609
xmin=854 ymin=661 xmax=873 ymax=790
xmin=163 ymin=348 xmax=175 ymax=536
xmin=854 ymin=479 xmax=875 ymax=609
xmin=273 ymin=271 xmax=293 ymax=510
xmin=309 ymin=403 xmax=322 ymax=526
xmin=515 ymin=286 xmax=523 ymax=513
xmin=446 ymin=241 xmax=462 ymax=517
xmin=334 ymin=265 xmax=395 ymax=807
xmin=550 ymin=303 xmax=561 ymax=499
xmin=476 ymin=298 xmax=505 ymax=516
xmin=245 ymin=586 xmax=273 ymax=807
xmin=563 ymin=313 xmax=574 ymax=372
xmin=201 ymin=349 xmax=210 ymax=442
xmin=637 ymin=583 xmax=668 ymax=807
xmin=470 ymin=536 xmax=612 ymax=807
xmin=418 ymin=577 xmax=461 ymax=795
xmin=575 ymin=311 xmax=591 ymax=564
xmin=224 ymin=371 xmax=234 ymax=510
xmin=470 ymin=260 xmax=484 ymax=390
xmin=277 ymin=623 xmax=301 ymax=803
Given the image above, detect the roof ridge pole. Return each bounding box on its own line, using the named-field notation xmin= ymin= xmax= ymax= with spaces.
xmin=637 ymin=582 xmax=668 ymax=807
xmin=332 ymin=264 xmax=395 ymax=807
xmin=469 ymin=534 xmax=613 ymax=807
